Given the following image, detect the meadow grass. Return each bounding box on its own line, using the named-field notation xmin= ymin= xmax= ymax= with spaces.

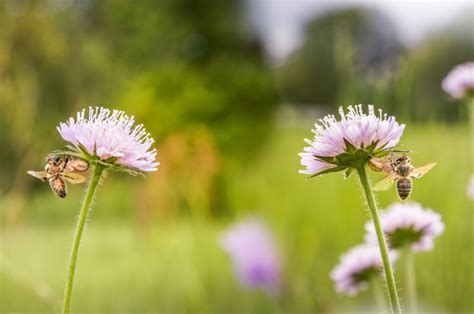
xmin=1 ymin=124 xmax=472 ymax=313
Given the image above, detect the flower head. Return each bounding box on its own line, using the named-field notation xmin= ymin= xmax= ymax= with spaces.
xmin=442 ymin=62 xmax=474 ymax=99
xmin=468 ymin=175 xmax=474 ymax=200
xmin=365 ymin=202 xmax=444 ymax=252
xmin=220 ymin=219 xmax=281 ymax=294
xmin=330 ymin=244 xmax=398 ymax=296
xmin=299 ymin=105 xmax=405 ymax=177
xmin=57 ymin=107 xmax=159 ymax=172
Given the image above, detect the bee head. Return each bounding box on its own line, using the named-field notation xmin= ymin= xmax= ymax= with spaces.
xmin=395 ymin=154 xmax=410 ymax=165
xmin=46 ymin=154 xmax=62 ymax=166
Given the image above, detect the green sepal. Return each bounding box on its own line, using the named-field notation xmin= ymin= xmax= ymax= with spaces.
xmin=77 ymin=144 xmax=94 ymax=160
xmin=313 ymin=155 xmax=337 ymax=164
xmin=51 ymin=150 xmax=88 ymax=160
xmin=343 ymin=138 xmax=357 ymax=154
xmin=335 ymin=152 xmax=358 ymax=166
xmin=344 ymin=168 xmax=355 ymax=179
xmin=390 ymin=149 xmax=413 ymax=153
xmin=109 ymin=165 xmax=146 ymax=178
xmin=309 ymin=165 xmax=347 ymax=178
xmin=366 ymin=140 xmax=380 ymax=153
xmin=372 ymin=150 xmax=390 ymax=158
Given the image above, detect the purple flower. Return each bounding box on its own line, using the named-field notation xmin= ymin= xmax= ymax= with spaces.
xmin=220 ymin=219 xmax=281 ymax=293
xmin=365 ymin=202 xmax=445 ymax=252
xmin=57 ymin=107 xmax=159 ymax=172
xmin=468 ymin=175 xmax=474 ymax=200
xmin=330 ymin=244 xmax=398 ymax=296
xmin=299 ymin=105 xmax=405 ymax=176
xmin=442 ymin=62 xmax=474 ymax=99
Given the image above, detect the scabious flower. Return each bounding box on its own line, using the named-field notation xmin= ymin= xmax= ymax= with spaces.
xmin=220 ymin=219 xmax=281 ymax=294
xmin=467 ymin=175 xmax=474 ymax=200
xmin=299 ymin=105 xmax=405 ymax=177
xmin=365 ymin=202 xmax=444 ymax=252
xmin=330 ymin=244 xmax=398 ymax=296
xmin=442 ymin=62 xmax=474 ymax=99
xmin=57 ymin=107 xmax=159 ymax=172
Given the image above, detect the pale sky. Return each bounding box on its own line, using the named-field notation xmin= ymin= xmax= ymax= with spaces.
xmin=246 ymin=0 xmax=473 ymax=62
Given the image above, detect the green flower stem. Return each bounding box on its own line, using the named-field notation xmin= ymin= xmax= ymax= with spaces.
xmin=404 ymin=248 xmax=417 ymax=314
xmin=371 ymin=277 xmax=388 ymax=313
xmin=357 ymin=165 xmax=402 ymax=314
xmin=62 ymin=164 xmax=105 ymax=314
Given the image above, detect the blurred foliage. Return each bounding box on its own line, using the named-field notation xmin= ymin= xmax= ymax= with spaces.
xmin=0 ymin=0 xmax=277 ymax=202
xmin=140 ymin=127 xmax=221 ymax=222
xmin=277 ymin=8 xmax=402 ymax=106
xmin=277 ymin=7 xmax=474 ymax=122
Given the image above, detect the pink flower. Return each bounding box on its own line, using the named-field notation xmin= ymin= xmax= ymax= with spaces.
xmin=467 ymin=175 xmax=474 ymax=200
xmin=365 ymin=202 xmax=444 ymax=252
xmin=220 ymin=219 xmax=281 ymax=294
xmin=442 ymin=62 xmax=474 ymax=99
xmin=299 ymin=105 xmax=405 ymax=176
xmin=57 ymin=107 xmax=159 ymax=172
xmin=330 ymin=244 xmax=398 ymax=296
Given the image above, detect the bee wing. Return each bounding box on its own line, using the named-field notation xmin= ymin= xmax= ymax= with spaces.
xmin=411 ymin=163 xmax=436 ymax=179
xmin=50 ymin=177 xmax=67 ymax=198
xmin=27 ymin=171 xmax=49 ymax=182
xmin=373 ymin=173 xmax=397 ymax=191
xmin=62 ymin=171 xmax=87 ymax=184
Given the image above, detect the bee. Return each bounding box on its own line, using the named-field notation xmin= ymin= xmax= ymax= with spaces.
xmin=372 ymin=154 xmax=436 ymax=200
xmin=27 ymin=154 xmax=89 ymax=198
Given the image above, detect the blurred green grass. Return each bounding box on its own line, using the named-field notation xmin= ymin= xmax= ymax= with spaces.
xmin=1 ymin=123 xmax=472 ymax=313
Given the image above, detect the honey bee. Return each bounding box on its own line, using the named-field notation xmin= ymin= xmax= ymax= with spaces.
xmin=27 ymin=154 xmax=89 ymax=198
xmin=372 ymin=154 xmax=436 ymax=200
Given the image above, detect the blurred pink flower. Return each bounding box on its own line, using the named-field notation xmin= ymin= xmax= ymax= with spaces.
xmin=299 ymin=105 xmax=405 ymax=176
xmin=442 ymin=62 xmax=474 ymax=99
xmin=330 ymin=244 xmax=398 ymax=296
xmin=468 ymin=175 xmax=474 ymax=200
xmin=57 ymin=107 xmax=159 ymax=172
xmin=365 ymin=202 xmax=444 ymax=252
xmin=220 ymin=219 xmax=281 ymax=294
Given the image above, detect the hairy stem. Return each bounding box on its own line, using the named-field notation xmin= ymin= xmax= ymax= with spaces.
xmin=357 ymin=166 xmax=402 ymax=314
xmin=62 ymin=164 xmax=104 ymax=314
xmin=404 ymin=249 xmax=417 ymax=313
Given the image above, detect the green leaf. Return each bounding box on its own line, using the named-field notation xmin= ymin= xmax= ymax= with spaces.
xmin=309 ymin=166 xmax=347 ymax=178
xmin=313 ymin=155 xmax=337 ymax=164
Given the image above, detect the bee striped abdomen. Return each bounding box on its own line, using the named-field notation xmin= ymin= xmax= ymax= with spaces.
xmin=396 ymin=178 xmax=412 ymax=200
